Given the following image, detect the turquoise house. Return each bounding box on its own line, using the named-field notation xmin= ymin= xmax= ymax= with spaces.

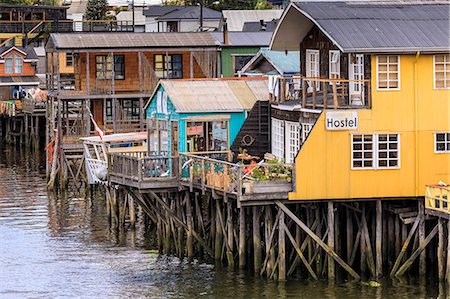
xmin=144 ymin=78 xmax=269 ymax=156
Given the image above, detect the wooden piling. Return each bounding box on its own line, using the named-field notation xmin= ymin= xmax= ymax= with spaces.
xmin=278 ymin=210 xmax=286 ymax=281
xmin=446 ymin=220 xmax=450 ymax=284
xmin=418 ymin=200 xmax=426 ymax=277
xmin=437 ymin=218 xmax=444 ymax=281
xmin=238 ymin=207 xmax=246 ymax=269
xmin=253 ymin=206 xmax=262 ymax=273
xmin=185 ymin=192 xmax=194 ymax=261
xmin=327 ymin=202 xmax=335 ymax=281
xmin=375 ymin=200 xmax=382 ymax=279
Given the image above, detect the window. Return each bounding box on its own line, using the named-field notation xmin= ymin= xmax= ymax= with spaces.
xmin=14 ymin=55 xmax=23 ymax=73
xmin=271 ymin=118 xmax=285 ymax=161
xmin=186 ymin=120 xmax=229 ymax=152
xmin=0 ymin=13 xmax=10 ymax=21
xmin=352 ymin=133 xmax=400 ymax=169
xmin=156 ymin=91 xmax=168 ymax=114
xmin=232 ymin=55 xmax=253 ymax=76
xmin=167 ymin=21 xmax=178 ymax=32
xmin=377 ymin=55 xmax=400 ymax=90
xmin=95 ymin=55 xmax=125 ymax=80
xmin=154 ymin=54 xmax=182 ymax=79
xmin=66 ymin=53 xmax=73 ymax=67
xmin=377 ymin=134 xmax=399 ymax=168
xmin=122 ymin=99 xmax=140 ymax=120
xmin=149 ymin=119 xmax=168 ymax=153
xmin=329 ymin=50 xmax=340 ymax=80
xmin=106 ymin=99 xmax=112 ymax=120
xmin=301 ymin=123 xmax=313 ymax=144
xmin=434 ymin=54 xmax=450 ymax=89
xmin=285 ymin=121 xmax=300 ymax=163
xmin=306 ymin=49 xmax=320 ymax=92
xmin=435 ymin=133 xmax=450 ymax=153
xmin=5 ymin=56 xmax=13 ymax=74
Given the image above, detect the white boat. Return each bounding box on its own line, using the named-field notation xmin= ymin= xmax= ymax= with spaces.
xmin=81 ymin=132 xmax=147 ymax=184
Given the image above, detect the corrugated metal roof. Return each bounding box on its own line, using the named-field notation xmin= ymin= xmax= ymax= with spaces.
xmin=242 ymin=48 xmax=300 ymax=75
xmin=222 ymin=10 xmax=283 ymax=31
xmin=48 ymin=32 xmax=220 ymax=50
xmin=211 ymin=31 xmax=273 ymax=46
xmin=143 ymin=5 xmax=182 ymax=17
xmin=291 ymin=1 xmax=450 ymax=52
xmin=154 ymin=79 xmax=268 ymax=113
xmin=156 ymin=6 xmax=222 ymax=20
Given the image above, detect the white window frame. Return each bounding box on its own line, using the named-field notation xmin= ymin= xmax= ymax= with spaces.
xmin=301 ymin=123 xmax=313 ymax=144
xmin=14 ymin=54 xmax=23 ymax=74
xmin=329 ymin=50 xmax=340 ymax=81
xmin=4 ymin=55 xmax=13 ymax=74
xmin=271 ymin=118 xmax=285 ymax=161
xmin=434 ymin=132 xmax=450 ymax=153
xmin=376 ymin=55 xmax=400 ymax=90
xmin=433 ymin=54 xmax=450 ymax=90
xmin=285 ymin=121 xmax=300 ymax=163
xmin=306 ymin=49 xmax=320 ymax=92
xmin=351 ymin=133 xmax=400 ymax=170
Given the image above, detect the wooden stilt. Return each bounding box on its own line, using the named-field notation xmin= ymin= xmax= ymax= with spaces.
xmin=278 ymin=210 xmax=286 ymax=281
xmin=185 ymin=192 xmax=194 ymax=261
xmin=327 ymin=202 xmax=335 ymax=281
xmin=395 ymin=215 xmax=401 ymax=257
xmin=437 ymin=218 xmax=444 ymax=281
xmin=395 ymin=223 xmax=438 ymax=277
xmin=275 ymin=200 xmax=360 ymax=280
xmin=226 ymin=200 xmax=234 ymax=267
xmin=360 ymin=206 xmax=367 ymax=276
xmin=129 ymin=194 xmax=136 ymax=228
xmin=418 ymin=200 xmax=426 ymax=277
xmin=375 ymin=200 xmax=382 ymax=279
xmin=214 ymin=200 xmax=222 ymax=260
xmin=238 ymin=207 xmax=246 ymax=269
xmin=253 ymin=206 xmax=262 ymax=273
xmin=390 ymin=216 xmax=420 ymax=277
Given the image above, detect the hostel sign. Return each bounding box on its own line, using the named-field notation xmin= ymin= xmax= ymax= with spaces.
xmin=325 ymin=111 xmax=358 ymax=130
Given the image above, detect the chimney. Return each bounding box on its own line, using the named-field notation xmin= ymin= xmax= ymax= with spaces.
xmin=223 ymin=18 xmax=229 ymax=45
xmin=259 ymin=19 xmax=266 ymax=31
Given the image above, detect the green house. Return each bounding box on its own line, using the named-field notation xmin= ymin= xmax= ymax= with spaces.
xmin=211 ymin=32 xmax=273 ymax=77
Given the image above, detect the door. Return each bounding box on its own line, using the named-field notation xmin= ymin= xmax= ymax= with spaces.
xmin=171 ymin=121 xmax=179 ymax=156
xmin=92 ymin=100 xmax=104 ymax=126
xmin=305 ymin=49 xmax=320 ymax=93
xmin=348 ymin=54 xmax=365 ymax=105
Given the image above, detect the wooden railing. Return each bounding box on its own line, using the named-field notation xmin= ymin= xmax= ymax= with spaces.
xmin=271 ymin=76 xmax=371 ymax=109
xmin=22 ymin=98 xmax=46 ymax=114
xmin=109 ymin=153 xmax=179 ymax=184
xmin=425 ymin=184 xmax=450 ymax=214
xmin=179 ymin=153 xmax=293 ymax=200
xmin=105 ymin=119 xmax=144 ymax=133
xmin=0 ymin=20 xmax=133 ymax=34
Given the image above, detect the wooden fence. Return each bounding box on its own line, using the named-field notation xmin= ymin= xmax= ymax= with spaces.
xmin=425 ymin=184 xmax=449 ymax=214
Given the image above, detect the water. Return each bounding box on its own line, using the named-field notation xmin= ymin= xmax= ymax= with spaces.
xmin=0 ymin=146 xmax=446 ymax=298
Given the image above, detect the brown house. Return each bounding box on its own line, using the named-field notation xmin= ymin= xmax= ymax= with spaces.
xmin=45 ymin=32 xmax=221 ymax=177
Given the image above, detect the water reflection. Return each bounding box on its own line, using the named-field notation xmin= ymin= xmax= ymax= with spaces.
xmin=0 ymin=145 xmax=446 ymax=298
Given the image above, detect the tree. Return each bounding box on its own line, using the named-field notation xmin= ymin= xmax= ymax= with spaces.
xmin=84 ymin=0 xmax=109 ymax=21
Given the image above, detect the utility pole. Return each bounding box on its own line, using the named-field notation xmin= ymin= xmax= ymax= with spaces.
xmin=132 ymin=0 xmax=135 ymax=32
xmin=199 ymin=0 xmax=203 ymax=31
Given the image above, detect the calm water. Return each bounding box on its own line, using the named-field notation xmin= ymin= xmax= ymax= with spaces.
xmin=0 ymin=145 xmax=446 ymax=298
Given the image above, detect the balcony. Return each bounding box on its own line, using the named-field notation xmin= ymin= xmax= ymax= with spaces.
xmin=109 ymin=152 xmax=179 ymax=190
xmin=270 ymin=76 xmax=371 ymax=110
xmin=179 ymin=153 xmax=293 ymax=203
xmin=425 ymin=184 xmax=449 ymax=217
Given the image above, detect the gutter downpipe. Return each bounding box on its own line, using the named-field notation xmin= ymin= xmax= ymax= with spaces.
xmin=414 ymin=51 xmax=420 ymax=196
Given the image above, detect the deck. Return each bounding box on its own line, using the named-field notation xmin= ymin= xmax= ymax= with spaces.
xmin=107 ymin=151 xmax=294 ymax=203
xmin=109 ymin=153 xmax=179 ymax=191
xmin=271 ymin=76 xmax=371 ymax=110
xmin=425 ymin=184 xmax=450 ymax=219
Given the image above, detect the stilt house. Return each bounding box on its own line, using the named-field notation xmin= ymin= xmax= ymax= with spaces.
xmin=269 ymin=1 xmax=450 ymax=204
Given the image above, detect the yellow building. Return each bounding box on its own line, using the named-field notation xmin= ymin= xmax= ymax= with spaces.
xmin=270 ymin=2 xmax=450 ymax=201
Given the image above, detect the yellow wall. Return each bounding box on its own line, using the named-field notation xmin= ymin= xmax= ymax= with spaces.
xmin=289 ymin=54 xmax=450 ymax=200
xmin=59 ymin=52 xmax=74 ymax=74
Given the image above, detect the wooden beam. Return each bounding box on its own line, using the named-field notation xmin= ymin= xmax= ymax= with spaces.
xmin=390 ymin=216 xmax=420 ymax=277
xmin=375 ymin=200 xmax=382 ymax=279
xmin=275 ymin=200 xmax=360 ymax=280
xmin=278 ymin=210 xmax=286 ymax=281
xmin=327 ymin=202 xmax=335 ymax=281
xmin=395 ymin=223 xmax=439 ymax=277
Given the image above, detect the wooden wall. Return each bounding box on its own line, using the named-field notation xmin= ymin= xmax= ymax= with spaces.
xmin=76 ymin=51 xmax=209 ymax=93
xmin=300 ymin=26 xmax=371 ymax=80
